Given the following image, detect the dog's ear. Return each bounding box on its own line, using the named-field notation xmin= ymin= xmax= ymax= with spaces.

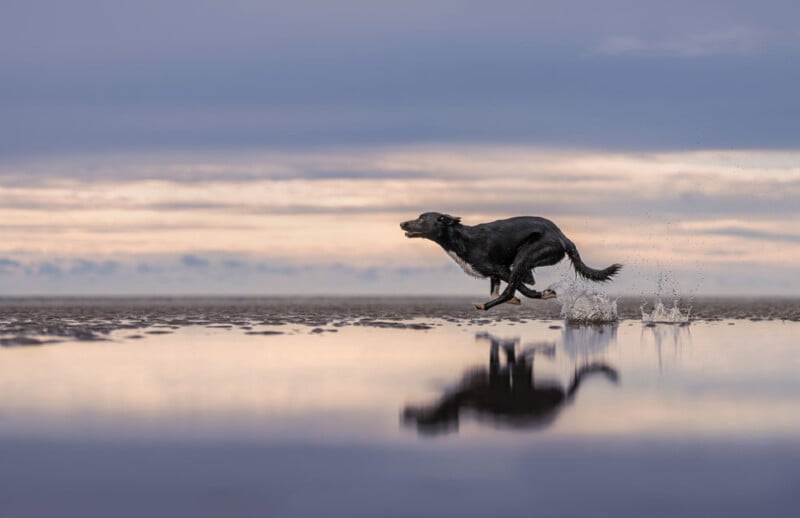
xmin=437 ymin=214 xmax=461 ymax=226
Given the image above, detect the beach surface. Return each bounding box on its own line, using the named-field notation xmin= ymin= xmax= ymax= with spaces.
xmin=1 ymin=297 xmax=799 ymax=517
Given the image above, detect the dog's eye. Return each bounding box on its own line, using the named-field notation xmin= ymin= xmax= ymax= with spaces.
xmin=437 ymin=216 xmax=445 ymax=222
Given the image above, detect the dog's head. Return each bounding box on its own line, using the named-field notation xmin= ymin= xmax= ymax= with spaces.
xmin=400 ymin=212 xmax=461 ymax=240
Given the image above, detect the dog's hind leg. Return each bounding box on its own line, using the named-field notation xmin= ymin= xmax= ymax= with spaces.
xmin=516 ymin=249 xmax=561 ymax=300
xmin=518 ymin=284 xmax=557 ymax=300
xmin=516 ymin=271 xmax=542 ymax=299
xmin=476 ymin=267 xmax=528 ymax=311
xmin=476 ymin=244 xmax=557 ymax=310
xmin=517 ymin=284 xmax=542 ymax=298
xmin=490 ymin=278 xmax=521 ymax=305
xmin=476 ymin=276 xmax=520 ymax=311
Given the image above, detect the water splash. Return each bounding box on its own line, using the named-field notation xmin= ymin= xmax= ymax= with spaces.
xmin=557 ymin=289 xmax=619 ymax=324
xmin=641 ymin=299 xmax=691 ymax=324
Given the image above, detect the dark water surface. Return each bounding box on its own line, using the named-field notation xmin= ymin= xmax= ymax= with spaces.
xmin=1 ymin=297 xmax=799 ymax=517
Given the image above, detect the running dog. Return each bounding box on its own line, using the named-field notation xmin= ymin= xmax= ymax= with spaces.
xmin=400 ymin=212 xmax=622 ymax=310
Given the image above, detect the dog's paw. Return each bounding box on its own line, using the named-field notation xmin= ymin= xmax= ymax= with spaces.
xmin=507 ymin=297 xmax=521 ymax=305
xmin=474 ymin=303 xmax=486 ymax=310
xmin=541 ymin=289 xmax=557 ymax=300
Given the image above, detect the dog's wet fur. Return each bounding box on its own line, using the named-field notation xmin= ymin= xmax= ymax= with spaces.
xmin=400 ymin=212 xmax=622 ymax=310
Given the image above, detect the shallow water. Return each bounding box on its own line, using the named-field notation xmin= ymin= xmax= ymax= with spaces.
xmin=1 ymin=297 xmax=800 ymax=517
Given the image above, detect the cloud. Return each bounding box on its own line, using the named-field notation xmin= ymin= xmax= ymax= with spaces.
xmin=136 ymin=263 xmax=163 ymax=274
xmin=2 ymin=149 xmax=799 ymax=225
xmin=37 ymin=262 xmax=63 ymax=277
xmin=0 ymin=257 xmax=22 ymax=275
xmin=2 ymin=246 xmax=799 ymax=296
xmin=695 ymin=227 xmax=800 ymax=243
xmin=595 ymin=27 xmax=776 ymax=57
xmin=222 ymin=259 xmax=246 ymax=270
xmin=1 ymin=147 xmax=799 ymax=295
xmin=69 ymin=259 xmax=119 ymax=276
xmin=180 ymin=254 xmax=209 ymax=268
xmin=256 ymin=263 xmax=311 ymax=276
xmin=2 ymin=3 xmax=799 ymax=156
xmin=1 ymin=1 xmax=798 ymax=296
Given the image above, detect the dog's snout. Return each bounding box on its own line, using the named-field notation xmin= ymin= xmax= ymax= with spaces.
xmin=400 ymin=221 xmax=410 ymax=230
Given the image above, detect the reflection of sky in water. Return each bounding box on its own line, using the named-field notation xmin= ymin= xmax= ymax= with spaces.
xmin=2 ymin=321 xmax=800 ymax=442
xmin=561 ymin=323 xmax=619 ymax=359
xmin=3 ymin=320 xmax=800 ymax=517
xmin=641 ymin=323 xmax=692 ymax=372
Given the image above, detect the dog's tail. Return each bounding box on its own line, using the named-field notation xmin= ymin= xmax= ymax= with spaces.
xmin=564 ymin=241 xmax=622 ymax=282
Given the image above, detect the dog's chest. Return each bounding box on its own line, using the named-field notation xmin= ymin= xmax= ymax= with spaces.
xmin=446 ymin=251 xmax=486 ymax=279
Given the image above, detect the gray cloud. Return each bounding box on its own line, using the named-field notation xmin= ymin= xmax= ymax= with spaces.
xmin=0 ymin=258 xmax=22 ymax=275
xmin=36 ymin=262 xmax=63 ymax=277
xmin=180 ymin=255 xmax=209 ymax=268
xmin=2 ymin=250 xmax=799 ymax=296
xmin=595 ymin=26 xmax=778 ymax=57
xmin=136 ymin=263 xmax=163 ymax=274
xmin=0 ymin=254 xmax=469 ymax=295
xmin=2 ymin=1 xmax=799 ymax=156
xmin=388 ymin=265 xmax=455 ymax=276
xmin=256 ymin=263 xmax=312 ymax=276
xmin=222 ymin=259 xmax=246 ymax=270
xmin=0 ymin=258 xmax=21 ymax=267
xmin=69 ymin=260 xmax=119 ymax=276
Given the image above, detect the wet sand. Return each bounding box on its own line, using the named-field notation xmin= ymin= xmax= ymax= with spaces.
xmin=2 ymin=296 xmax=800 ymax=346
xmin=1 ymin=297 xmax=799 ymax=517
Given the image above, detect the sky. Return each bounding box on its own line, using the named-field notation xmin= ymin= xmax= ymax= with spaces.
xmin=1 ymin=0 xmax=799 ymax=296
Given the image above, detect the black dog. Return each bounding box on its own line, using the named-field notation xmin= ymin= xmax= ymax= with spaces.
xmin=400 ymin=212 xmax=622 ymax=310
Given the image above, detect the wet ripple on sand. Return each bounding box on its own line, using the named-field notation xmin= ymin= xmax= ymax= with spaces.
xmin=1 ymin=296 xmax=799 ymax=346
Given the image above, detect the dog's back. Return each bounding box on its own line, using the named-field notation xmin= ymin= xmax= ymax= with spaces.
xmin=477 ymin=215 xmax=567 ymax=239
xmin=469 ymin=216 xmax=569 ymax=262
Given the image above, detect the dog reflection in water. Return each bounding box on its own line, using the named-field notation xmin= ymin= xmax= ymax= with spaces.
xmin=403 ymin=332 xmax=618 ymax=435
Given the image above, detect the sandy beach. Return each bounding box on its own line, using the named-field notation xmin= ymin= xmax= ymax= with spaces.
xmin=2 ymin=297 xmax=799 ymax=517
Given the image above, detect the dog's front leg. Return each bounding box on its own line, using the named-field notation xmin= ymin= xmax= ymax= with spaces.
xmin=489 ymin=278 xmax=520 ymax=306
xmin=475 ymin=282 xmax=519 ymax=311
